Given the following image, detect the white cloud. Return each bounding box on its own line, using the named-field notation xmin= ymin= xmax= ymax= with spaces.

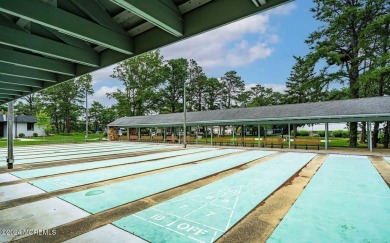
xmin=90 ymin=86 xmax=123 ymax=106
xmin=90 ymin=65 xmax=116 ymax=85
xmin=161 ymin=2 xmax=296 ymax=70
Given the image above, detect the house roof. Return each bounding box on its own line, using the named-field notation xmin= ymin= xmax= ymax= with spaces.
xmin=108 ymin=96 xmax=390 ymax=127
xmin=0 ymin=115 xmax=37 ymax=123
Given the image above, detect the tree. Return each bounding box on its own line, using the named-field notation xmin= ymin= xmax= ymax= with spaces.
xmin=158 ymin=58 xmax=189 ymax=113
xmin=108 ymin=50 xmax=164 ymax=116
xmin=305 ymin=0 xmax=387 ymax=147
xmin=36 ymin=110 xmax=52 ymax=140
xmin=187 ymin=59 xmax=207 ymax=111
xmin=247 ymin=84 xmax=277 ymax=107
xmin=203 ymin=77 xmax=224 ymax=110
xmin=89 ymin=101 xmax=117 ymax=132
xmin=220 ymin=71 xmax=245 ymax=109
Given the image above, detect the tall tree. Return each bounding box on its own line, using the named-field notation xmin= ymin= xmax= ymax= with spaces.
xmin=108 ymin=50 xmax=164 ymax=116
xmin=187 ymin=59 xmax=207 ymax=111
xmin=203 ymin=77 xmax=224 ymax=110
xmin=305 ymin=0 xmax=387 ymax=147
xmin=220 ymin=71 xmax=245 ymax=109
xmin=89 ymin=101 xmax=117 ymax=132
xmin=247 ymin=84 xmax=278 ymax=107
xmin=158 ymin=58 xmax=189 ymax=113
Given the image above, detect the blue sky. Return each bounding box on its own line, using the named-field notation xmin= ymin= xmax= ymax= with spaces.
xmin=91 ymin=0 xmax=322 ymax=106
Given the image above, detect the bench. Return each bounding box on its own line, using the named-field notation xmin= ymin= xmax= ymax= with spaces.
xmin=129 ymin=135 xmax=138 ymax=141
xmin=166 ymin=135 xmax=178 ymax=143
xmin=294 ymin=138 xmax=320 ymax=150
xmin=213 ymin=137 xmax=231 ymax=146
xmin=152 ymin=136 xmax=163 ymax=143
xmin=185 ymin=136 xmax=195 ymax=144
xmin=236 ymin=138 xmax=255 ymax=147
xmin=140 ymin=135 xmax=151 ymax=142
xmin=263 ymin=137 xmax=284 ymax=148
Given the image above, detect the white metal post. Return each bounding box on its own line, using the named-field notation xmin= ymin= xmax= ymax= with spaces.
xmin=368 ymin=121 xmax=373 ymax=152
xmin=233 ymin=125 xmax=235 ymax=145
xmin=288 ymin=123 xmax=291 ymax=149
xmin=7 ymin=101 xmax=14 ymax=169
xmin=85 ymin=89 xmax=89 ymax=141
xmin=325 ymin=123 xmax=329 ymax=150
xmin=258 ymin=124 xmax=260 ymax=147
xmin=196 ymin=126 xmax=198 ymax=144
xmin=164 ymin=127 xmax=166 ymax=142
xmin=211 ymin=126 xmax=213 ymax=145
xmin=138 ymin=127 xmax=140 ymax=141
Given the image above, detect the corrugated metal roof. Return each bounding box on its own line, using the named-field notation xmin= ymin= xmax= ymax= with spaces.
xmin=0 ymin=115 xmax=37 ymax=123
xmin=108 ymin=96 xmax=390 ymax=127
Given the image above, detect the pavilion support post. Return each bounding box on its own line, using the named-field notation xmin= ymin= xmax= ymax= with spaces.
xmin=7 ymin=101 xmax=14 ymax=169
xmin=288 ymin=123 xmax=291 ymax=149
xmin=127 ymin=128 xmax=130 ymax=141
xmin=150 ymin=128 xmax=152 ymax=142
xmin=325 ymin=123 xmax=329 ymax=150
xmin=211 ymin=125 xmax=213 ymax=145
xmin=164 ymin=127 xmax=166 ymax=143
xmin=138 ymin=127 xmax=140 ymax=141
xmin=368 ymin=121 xmax=373 ymax=152
xmin=233 ymin=125 xmax=235 ymax=145
xmin=258 ymin=124 xmax=260 ymax=147
xmin=178 ymin=127 xmax=181 ymax=144
xmin=196 ymin=126 xmax=198 ymax=144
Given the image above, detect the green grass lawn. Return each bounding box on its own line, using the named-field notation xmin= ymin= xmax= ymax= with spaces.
xmin=0 ymin=133 xmax=105 ymax=147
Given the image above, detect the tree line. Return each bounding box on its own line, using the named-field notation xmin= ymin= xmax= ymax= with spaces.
xmin=0 ymin=0 xmax=388 ymax=148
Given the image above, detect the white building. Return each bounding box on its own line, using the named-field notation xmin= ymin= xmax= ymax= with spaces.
xmin=0 ymin=115 xmax=45 ymax=138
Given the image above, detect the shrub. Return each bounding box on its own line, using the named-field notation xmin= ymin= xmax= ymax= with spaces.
xmin=332 ymin=130 xmax=344 ymax=138
xmin=122 ymin=131 xmax=127 ymax=136
xmin=33 ymin=132 xmax=38 ymax=137
xmin=103 ymin=132 xmax=108 ymax=137
xmin=318 ymin=130 xmax=326 ymax=137
xmin=298 ymin=130 xmax=309 ymax=136
xmin=342 ymin=130 xmax=350 ymax=138
xmin=18 ymin=133 xmax=25 ymax=138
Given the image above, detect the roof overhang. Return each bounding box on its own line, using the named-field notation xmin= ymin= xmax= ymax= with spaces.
xmin=0 ymin=0 xmax=290 ymax=104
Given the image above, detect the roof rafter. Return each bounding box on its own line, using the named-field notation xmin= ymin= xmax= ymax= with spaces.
xmin=0 ymin=74 xmax=43 ymax=88
xmin=0 ymin=62 xmax=57 ymax=82
xmin=0 ymin=47 xmax=75 ymax=76
xmin=110 ymin=0 xmax=183 ymax=37
xmin=0 ymin=90 xmax=23 ymax=96
xmin=0 ymin=84 xmax=34 ymax=92
xmin=0 ymin=0 xmax=134 ymax=55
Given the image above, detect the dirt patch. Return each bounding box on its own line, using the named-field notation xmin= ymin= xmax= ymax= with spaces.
xmin=217 ymin=154 xmax=327 ymax=243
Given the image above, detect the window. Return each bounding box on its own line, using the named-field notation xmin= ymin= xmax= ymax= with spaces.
xmin=27 ymin=123 xmax=34 ymax=131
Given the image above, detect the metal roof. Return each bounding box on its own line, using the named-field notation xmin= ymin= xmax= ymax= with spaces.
xmin=0 ymin=115 xmax=37 ymax=123
xmin=0 ymin=0 xmax=289 ymax=104
xmin=108 ymin=96 xmax=390 ymax=127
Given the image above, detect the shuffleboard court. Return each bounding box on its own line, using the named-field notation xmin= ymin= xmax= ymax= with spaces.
xmin=10 ymin=148 xmax=214 ymax=179
xmin=0 ymin=183 xmax=45 ymax=202
xmin=384 ymin=157 xmax=390 ymax=164
xmin=30 ymin=149 xmax=241 ymax=192
xmin=112 ymin=152 xmax=316 ymax=243
xmin=0 ymin=173 xmax=20 ymax=183
xmin=10 ymin=145 xmax=177 ymax=165
xmin=0 ymin=198 xmax=90 ymax=242
xmin=268 ymin=154 xmax=390 ymax=242
xmin=5 ymin=144 xmax=152 ymax=160
xmin=60 ymin=150 xmax=274 ymax=214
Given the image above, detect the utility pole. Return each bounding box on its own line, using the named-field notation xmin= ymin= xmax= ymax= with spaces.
xmin=183 ymin=81 xmax=187 ymax=148
xmin=85 ymin=89 xmax=88 ymax=141
xmin=7 ymin=101 xmax=14 ymax=169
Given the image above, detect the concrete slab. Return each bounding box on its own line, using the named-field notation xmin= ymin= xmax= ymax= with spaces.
xmin=11 ymin=148 xmax=213 ymax=179
xmin=268 ymin=155 xmax=390 ymax=242
xmin=0 ymin=183 xmax=45 ymax=202
xmin=0 ymin=173 xmax=20 ymax=183
xmin=31 ymin=149 xmax=239 ymax=192
xmin=0 ymin=198 xmax=89 ymax=242
xmin=60 ymin=150 xmax=274 ymax=214
xmin=113 ymin=152 xmax=316 ymax=242
xmin=64 ymin=225 xmax=147 ymax=243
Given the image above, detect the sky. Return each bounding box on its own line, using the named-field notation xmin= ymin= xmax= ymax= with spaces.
xmin=90 ymin=0 xmax=322 ymax=106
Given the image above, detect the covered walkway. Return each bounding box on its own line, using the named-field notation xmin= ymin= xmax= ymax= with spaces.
xmin=108 ymin=96 xmax=390 ymax=152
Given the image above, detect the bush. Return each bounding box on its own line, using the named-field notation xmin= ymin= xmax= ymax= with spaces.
xmin=103 ymin=132 xmax=108 ymax=137
xmin=342 ymin=130 xmax=349 ymax=138
xmin=18 ymin=133 xmax=25 ymax=138
xmin=298 ymin=130 xmax=309 ymax=136
xmin=122 ymin=131 xmax=127 ymax=136
xmin=332 ymin=130 xmax=346 ymax=138
xmin=33 ymin=132 xmax=38 ymax=137
xmin=318 ymin=130 xmax=326 ymax=137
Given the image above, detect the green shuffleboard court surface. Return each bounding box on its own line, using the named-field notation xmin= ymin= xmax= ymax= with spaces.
xmin=6 ymin=143 xmax=154 ymax=160
xmin=30 ymin=148 xmax=239 ymax=192
xmin=59 ymin=150 xmax=274 ymax=214
xmin=11 ymin=148 xmax=210 ymax=179
xmin=268 ymin=154 xmax=390 ymax=243
xmin=113 ymin=152 xmax=316 ymax=243
xmin=12 ymin=145 xmax=173 ymax=165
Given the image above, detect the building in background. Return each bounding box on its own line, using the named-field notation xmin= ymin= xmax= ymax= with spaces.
xmin=0 ymin=115 xmax=45 ymax=138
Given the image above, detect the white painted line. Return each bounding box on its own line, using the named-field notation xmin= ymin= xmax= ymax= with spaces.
xmin=0 ymin=198 xmax=90 ymax=242
xmin=225 ymin=185 xmax=242 ymax=230
xmin=0 ymin=183 xmax=44 ymax=202
xmin=0 ymin=173 xmax=21 ymax=183
xmin=64 ymin=225 xmax=147 ymax=243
